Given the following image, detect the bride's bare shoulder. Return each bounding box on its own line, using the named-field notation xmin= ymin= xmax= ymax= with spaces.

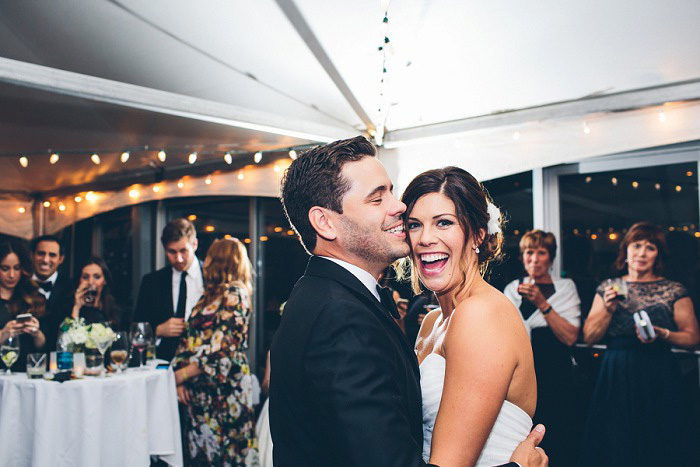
xmin=449 ymin=288 xmax=524 ymax=339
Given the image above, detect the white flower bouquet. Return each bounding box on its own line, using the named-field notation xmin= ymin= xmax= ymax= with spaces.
xmin=57 ymin=318 xmax=116 ymax=351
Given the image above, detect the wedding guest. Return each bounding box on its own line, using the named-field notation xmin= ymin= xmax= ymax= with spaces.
xmin=60 ymin=256 xmax=127 ymax=330
xmin=503 ymin=230 xmax=581 ymax=465
xmin=134 ymin=218 xmax=203 ymax=361
xmin=581 ymin=221 xmax=699 ymax=466
xmin=172 ymin=237 xmax=258 ymax=466
xmin=30 ymin=235 xmax=71 ymax=349
xmin=0 ymin=241 xmax=46 ymax=371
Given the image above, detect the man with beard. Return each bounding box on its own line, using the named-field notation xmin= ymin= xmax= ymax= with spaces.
xmin=270 ymin=136 xmax=547 ymax=467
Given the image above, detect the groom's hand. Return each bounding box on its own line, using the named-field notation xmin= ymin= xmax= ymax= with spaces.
xmin=509 ymin=424 xmax=547 ymax=466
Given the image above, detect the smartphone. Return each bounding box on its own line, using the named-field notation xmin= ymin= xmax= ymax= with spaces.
xmin=396 ymin=298 xmax=409 ymax=306
xmin=16 ymin=313 xmax=33 ymax=323
xmin=156 ymin=363 xmax=170 ymax=370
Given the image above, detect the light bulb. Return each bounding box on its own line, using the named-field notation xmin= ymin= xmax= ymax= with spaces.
xmin=254 ymin=151 xmax=262 ymax=164
xmin=237 ymin=172 xmax=244 ymax=180
xmin=91 ymin=153 xmax=101 ymax=165
xmin=85 ymin=191 xmax=96 ymax=201
xmin=158 ymin=150 xmax=167 ymax=162
xmin=289 ymin=149 xmax=298 ymax=160
xmin=49 ymin=153 xmax=59 ymax=164
xmin=128 ymin=189 xmax=138 ymax=199
xmin=274 ymin=165 xmax=281 ymax=173
xmin=177 ymin=180 xmax=184 ymax=189
xmin=152 ymin=185 xmax=160 ymax=193
xmin=43 ymin=201 xmax=50 ymax=208
xmin=188 ymin=152 xmax=197 ymax=164
xmin=18 ymin=207 xmax=25 ymax=213
xmin=224 ymin=152 xmax=233 ymax=164
xmin=120 ymin=151 xmax=130 ymax=163
xmin=74 ymin=196 xmax=82 ymax=203
xmin=205 ymin=176 xmax=212 ymax=185
xmin=58 ymin=203 xmax=66 ymax=212
xmin=19 ymin=156 xmax=28 ymax=168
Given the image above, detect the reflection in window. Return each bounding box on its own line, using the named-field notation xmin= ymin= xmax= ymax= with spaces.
xmin=560 ymin=162 xmax=699 ymax=317
xmin=483 ymin=171 xmax=534 ymax=291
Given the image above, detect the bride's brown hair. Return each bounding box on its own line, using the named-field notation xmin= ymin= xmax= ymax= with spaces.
xmin=397 ymin=166 xmax=504 ymax=295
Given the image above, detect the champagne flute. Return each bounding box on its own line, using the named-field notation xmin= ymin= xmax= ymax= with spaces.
xmin=129 ymin=322 xmax=152 ymax=370
xmin=1 ymin=334 xmax=20 ymax=375
xmin=109 ymin=332 xmax=129 ymax=373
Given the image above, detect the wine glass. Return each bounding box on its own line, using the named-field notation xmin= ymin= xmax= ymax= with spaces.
xmin=109 ymin=331 xmax=130 ymax=373
xmin=129 ymin=322 xmax=152 ymax=370
xmin=1 ymin=334 xmax=21 ymax=375
xmin=92 ymin=326 xmax=115 ymax=377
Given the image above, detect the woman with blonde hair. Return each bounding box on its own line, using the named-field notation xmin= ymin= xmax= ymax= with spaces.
xmin=172 ymin=237 xmax=258 ymax=466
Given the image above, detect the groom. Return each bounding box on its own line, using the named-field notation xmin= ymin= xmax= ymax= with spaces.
xmin=270 ymin=136 xmax=547 ymax=467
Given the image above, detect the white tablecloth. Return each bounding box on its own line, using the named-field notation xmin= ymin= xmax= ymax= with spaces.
xmin=0 ymin=367 xmax=183 ymax=467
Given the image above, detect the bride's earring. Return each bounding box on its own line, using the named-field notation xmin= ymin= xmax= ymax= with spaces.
xmin=474 ymin=246 xmax=480 ymax=254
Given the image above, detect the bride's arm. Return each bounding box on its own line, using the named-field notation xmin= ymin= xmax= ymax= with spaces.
xmin=429 ymin=297 xmax=518 ymax=467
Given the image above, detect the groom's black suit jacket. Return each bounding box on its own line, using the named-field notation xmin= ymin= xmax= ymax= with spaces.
xmin=270 ymin=256 xmax=427 ymax=467
xmin=133 ymin=265 xmax=179 ymax=361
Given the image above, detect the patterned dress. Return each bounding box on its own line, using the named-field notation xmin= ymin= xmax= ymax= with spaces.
xmin=172 ymin=285 xmax=258 ymax=466
xmin=579 ymin=279 xmax=698 ymax=466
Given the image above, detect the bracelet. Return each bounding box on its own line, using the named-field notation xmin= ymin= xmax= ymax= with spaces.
xmin=540 ymin=304 xmax=553 ymax=315
xmin=181 ymin=368 xmax=188 ymax=383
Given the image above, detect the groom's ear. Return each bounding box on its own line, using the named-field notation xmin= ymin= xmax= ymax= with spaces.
xmin=308 ymin=206 xmax=338 ymax=241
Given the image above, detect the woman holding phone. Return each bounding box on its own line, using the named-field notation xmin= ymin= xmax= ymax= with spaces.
xmin=0 ymin=241 xmax=46 ymax=371
xmin=580 ymin=222 xmax=699 ymax=466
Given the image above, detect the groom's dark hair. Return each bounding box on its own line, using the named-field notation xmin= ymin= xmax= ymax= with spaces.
xmin=280 ymin=136 xmax=376 ymax=254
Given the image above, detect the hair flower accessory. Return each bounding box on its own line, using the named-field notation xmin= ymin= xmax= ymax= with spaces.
xmin=486 ymin=203 xmax=502 ymax=235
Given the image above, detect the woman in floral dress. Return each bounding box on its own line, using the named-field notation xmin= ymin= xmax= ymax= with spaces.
xmin=172 ymin=237 xmax=258 ymax=466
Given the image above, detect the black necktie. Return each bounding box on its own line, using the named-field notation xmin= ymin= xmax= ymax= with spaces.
xmin=39 ymin=281 xmax=53 ymax=293
xmin=175 ymin=271 xmax=188 ymax=318
xmin=377 ymin=285 xmax=401 ymax=320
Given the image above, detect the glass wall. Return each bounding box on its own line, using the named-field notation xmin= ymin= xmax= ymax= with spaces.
xmin=483 ymin=171 xmax=534 ymax=291
xmin=559 ymin=161 xmax=700 ymax=318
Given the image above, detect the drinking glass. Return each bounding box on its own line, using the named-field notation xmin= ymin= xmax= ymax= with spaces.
xmin=109 ymin=332 xmax=130 ymax=373
xmin=606 ymin=278 xmax=629 ymax=302
xmin=1 ymin=334 xmax=20 ymax=375
xmin=92 ymin=322 xmax=115 ymax=377
xmin=26 ymin=352 xmax=46 ymax=379
xmin=130 ymin=322 xmax=153 ymax=370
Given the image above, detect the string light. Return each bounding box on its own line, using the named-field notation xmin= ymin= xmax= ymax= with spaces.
xmin=274 ymin=165 xmax=281 ymax=173
xmin=152 ymin=185 xmax=160 ymax=193
xmin=187 ymin=215 xmax=197 ymax=221
xmin=50 ymin=153 xmax=59 ymax=164
xmin=177 ymin=180 xmax=184 ymax=189
xmin=224 ymin=152 xmax=233 ymax=164
xmin=632 ymin=181 xmax=639 ymax=189
xmin=58 ymin=203 xmax=66 ymax=212
xmin=90 ymin=153 xmax=101 ymax=165
xmin=611 ymin=177 xmax=618 ymax=186
xmin=74 ymin=196 xmax=82 ymax=203
xmin=244 ymin=238 xmax=251 ymax=244
xmin=224 ymin=234 xmax=232 ymax=239
xmin=19 ymin=156 xmax=28 ymax=168
xmin=260 ymin=236 xmax=269 ymax=242
xmin=687 ymin=171 xmax=694 ymax=177
xmin=85 ymin=191 xmax=96 ymax=201
xmin=585 ymin=176 xmax=592 ymax=183
xmin=120 ymin=151 xmax=130 ymax=163
xmin=43 ymin=201 xmax=50 ymax=208
xmin=274 ymin=227 xmax=283 ymax=233
xmin=658 ymin=110 xmax=667 ymax=123
xmin=655 ymin=183 xmax=661 ymax=190
xmin=158 ymin=150 xmax=167 ymax=162
xmin=254 ymin=151 xmax=263 ymax=164
xmin=205 ymin=176 xmax=212 ymax=185
xmin=591 ymin=234 xmax=598 ymax=240
xmin=608 ymin=233 xmax=618 ymax=240
xmin=17 ymin=207 xmax=25 ymax=213
xmin=289 ymin=149 xmax=298 ymax=160
xmin=287 ymin=230 xmax=295 ymax=236
xmin=675 ymin=185 xmax=682 ymax=192
xmin=188 ymin=152 xmax=197 ymax=164
xmin=128 ymin=189 xmax=138 ymax=199
xmin=237 ymin=172 xmax=244 ymax=180
xmin=204 ymin=225 xmax=215 ymax=232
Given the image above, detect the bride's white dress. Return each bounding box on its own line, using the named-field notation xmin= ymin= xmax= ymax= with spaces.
xmin=420 ymin=353 xmax=532 ymax=466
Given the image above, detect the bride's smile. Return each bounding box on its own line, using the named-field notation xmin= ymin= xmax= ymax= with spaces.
xmin=407 ymin=192 xmax=467 ymax=296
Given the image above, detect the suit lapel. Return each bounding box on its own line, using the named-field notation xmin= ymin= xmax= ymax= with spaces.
xmin=305 ymin=256 xmax=420 ymax=379
xmin=162 ymin=266 xmax=174 ymax=315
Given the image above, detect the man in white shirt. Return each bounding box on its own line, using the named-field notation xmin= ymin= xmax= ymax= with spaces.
xmin=133 ymin=219 xmax=204 ymax=361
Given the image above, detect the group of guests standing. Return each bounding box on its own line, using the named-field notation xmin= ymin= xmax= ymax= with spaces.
xmin=500 ymin=222 xmax=699 ymax=466
xmin=0 ymin=219 xmax=259 ymax=466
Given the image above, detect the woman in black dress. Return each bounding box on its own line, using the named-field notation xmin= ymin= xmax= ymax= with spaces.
xmin=0 ymin=241 xmax=46 ymax=371
xmin=581 ymin=222 xmax=700 ymax=466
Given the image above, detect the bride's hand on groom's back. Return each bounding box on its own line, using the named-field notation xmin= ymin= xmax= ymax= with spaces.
xmin=509 ymin=424 xmax=548 ymax=466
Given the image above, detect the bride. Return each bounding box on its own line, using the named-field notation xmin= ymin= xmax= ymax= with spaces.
xmin=400 ymin=166 xmax=539 ymax=466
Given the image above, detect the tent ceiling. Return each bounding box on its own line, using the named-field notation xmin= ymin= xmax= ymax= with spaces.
xmin=1 ymin=0 xmax=700 ymax=197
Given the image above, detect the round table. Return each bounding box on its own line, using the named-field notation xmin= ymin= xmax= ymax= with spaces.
xmin=0 ymin=367 xmax=183 ymax=467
